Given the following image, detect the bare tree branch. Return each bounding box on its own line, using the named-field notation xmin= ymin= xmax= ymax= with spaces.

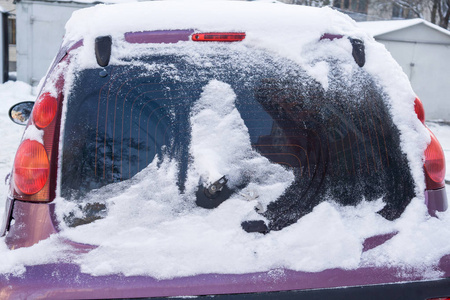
xmin=393 ymin=0 xmax=423 ymax=18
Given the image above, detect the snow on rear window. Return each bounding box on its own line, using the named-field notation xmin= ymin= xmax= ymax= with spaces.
xmin=56 ymin=78 xmax=372 ymax=278
xmin=50 ymin=43 xmax=425 ymax=279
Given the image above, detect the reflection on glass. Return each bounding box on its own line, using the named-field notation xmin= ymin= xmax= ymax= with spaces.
xmin=9 ymin=101 xmax=34 ymax=125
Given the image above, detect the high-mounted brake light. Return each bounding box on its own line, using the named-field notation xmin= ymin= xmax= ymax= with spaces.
xmin=14 ymin=140 xmax=50 ymax=195
xmin=192 ymin=32 xmax=246 ymax=42
xmin=424 ymin=129 xmax=446 ymax=190
xmin=414 ymin=97 xmax=425 ymax=124
xmin=33 ymin=92 xmax=58 ymax=129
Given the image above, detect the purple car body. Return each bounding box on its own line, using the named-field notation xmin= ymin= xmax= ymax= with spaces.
xmin=1 ymin=2 xmax=449 ymax=299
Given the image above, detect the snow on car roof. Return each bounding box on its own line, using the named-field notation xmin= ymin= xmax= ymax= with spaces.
xmin=63 ymin=1 xmax=371 ymax=85
xmin=21 ymin=0 xmax=135 ymax=4
xmin=358 ymin=18 xmax=450 ymax=38
xmin=63 ymin=0 xmax=365 ymax=46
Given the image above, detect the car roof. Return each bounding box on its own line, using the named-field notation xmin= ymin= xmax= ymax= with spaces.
xmin=63 ymin=1 xmax=367 ymax=49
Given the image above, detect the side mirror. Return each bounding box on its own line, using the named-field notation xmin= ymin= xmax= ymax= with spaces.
xmin=9 ymin=101 xmax=34 ymax=125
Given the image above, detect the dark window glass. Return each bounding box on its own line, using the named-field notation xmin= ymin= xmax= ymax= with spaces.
xmin=61 ymin=46 xmax=415 ymax=229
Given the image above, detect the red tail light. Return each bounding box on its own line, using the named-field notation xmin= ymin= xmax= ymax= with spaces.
xmin=33 ymin=92 xmax=58 ymax=129
xmin=424 ymin=128 xmax=446 ymax=190
xmin=14 ymin=140 xmax=50 ymax=195
xmin=412 ymin=96 xmax=446 ymax=191
xmin=413 ymin=96 xmax=445 ymax=190
xmin=414 ymin=97 xmax=425 ymax=124
xmin=12 ymin=76 xmax=64 ymax=201
xmin=192 ymin=32 xmax=246 ymax=42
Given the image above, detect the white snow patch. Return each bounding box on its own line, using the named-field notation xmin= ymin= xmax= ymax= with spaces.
xmin=0 ymin=235 xmax=75 ymax=276
xmin=362 ymin=198 xmax=450 ymax=278
xmin=21 ymin=125 xmax=44 ymax=144
xmin=184 ymin=80 xmax=294 ymax=210
xmin=304 ymin=61 xmax=330 ymax=90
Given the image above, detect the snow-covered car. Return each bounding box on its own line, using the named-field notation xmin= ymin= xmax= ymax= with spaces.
xmin=1 ymin=1 xmax=449 ymax=299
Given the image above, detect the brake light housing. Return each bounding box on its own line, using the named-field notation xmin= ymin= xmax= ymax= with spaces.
xmin=414 ymin=97 xmax=425 ymax=124
xmin=424 ymin=129 xmax=446 ymax=190
xmin=11 ymin=71 xmax=65 ymax=202
xmin=414 ymin=96 xmax=448 ymax=213
xmin=14 ymin=140 xmax=50 ymax=195
xmin=32 ymin=92 xmax=58 ymax=129
xmin=192 ymin=32 xmax=246 ymax=42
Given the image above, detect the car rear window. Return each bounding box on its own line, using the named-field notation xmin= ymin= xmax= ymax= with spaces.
xmin=60 ymin=45 xmax=415 ymax=229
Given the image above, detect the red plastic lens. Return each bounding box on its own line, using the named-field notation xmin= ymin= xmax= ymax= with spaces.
xmin=192 ymin=32 xmax=246 ymax=42
xmin=414 ymin=97 xmax=425 ymax=123
xmin=424 ymin=129 xmax=446 ymax=190
xmin=14 ymin=140 xmax=49 ymax=195
xmin=33 ymin=92 xmax=58 ymax=129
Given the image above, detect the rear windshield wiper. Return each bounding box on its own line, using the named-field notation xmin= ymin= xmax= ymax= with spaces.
xmin=196 ymin=176 xmax=233 ymax=209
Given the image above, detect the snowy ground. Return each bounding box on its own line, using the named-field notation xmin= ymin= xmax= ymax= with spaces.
xmin=0 ymin=81 xmax=450 ymax=278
